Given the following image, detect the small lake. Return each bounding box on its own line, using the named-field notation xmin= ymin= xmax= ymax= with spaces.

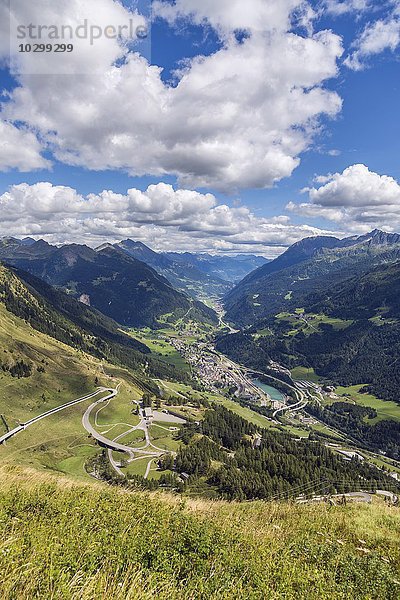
xmin=252 ymin=379 xmax=284 ymax=401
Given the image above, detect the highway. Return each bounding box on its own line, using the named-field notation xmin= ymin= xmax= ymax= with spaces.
xmin=82 ymin=395 xmax=177 ymax=476
xmin=214 ymin=352 xmax=272 ymax=403
xmin=0 ymin=388 xmax=113 ymax=445
xmin=273 ymin=398 xmax=308 ymax=419
xmin=81 ymin=390 xmax=150 ymax=457
xmin=246 ymin=367 xmax=309 ymax=419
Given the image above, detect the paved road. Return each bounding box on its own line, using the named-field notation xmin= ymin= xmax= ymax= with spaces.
xmin=217 ymin=354 xmax=271 ymax=403
xmin=84 ymin=397 xmax=175 ymax=477
xmin=0 ymin=388 xmax=111 ymax=445
xmin=82 ymin=396 xmax=167 ymax=457
xmin=297 ymin=491 xmax=373 ymax=504
xmin=144 ymin=457 xmax=154 ymax=479
xmin=107 ymin=447 xmax=124 ymax=477
xmin=82 ymin=390 xmax=142 ymax=457
xmin=342 ymin=492 xmax=372 ymax=503
xmin=273 ymin=398 xmax=307 ymax=419
xmin=248 ymin=368 xmax=308 ymax=419
xmin=376 ymin=489 xmax=398 ymax=504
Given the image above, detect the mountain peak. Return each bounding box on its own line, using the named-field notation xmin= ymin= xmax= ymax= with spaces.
xmin=292 ymin=235 xmax=341 ymax=251
xmin=355 ymin=229 xmax=400 ymax=246
xmin=95 ymin=242 xmax=115 ymax=252
xmin=118 ymin=239 xmax=160 ymax=257
xmin=116 ymin=239 xmax=172 ymax=269
xmin=20 ymin=237 xmax=37 ymax=246
xmin=31 ymin=239 xmax=52 ymax=249
xmin=120 ymin=239 xmax=149 ymax=249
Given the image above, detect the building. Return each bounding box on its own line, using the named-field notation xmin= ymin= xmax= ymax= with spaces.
xmin=252 ymin=435 xmax=262 ymax=449
xmin=338 ymin=450 xmax=364 ymax=462
xmin=144 ymin=407 xmax=153 ymax=420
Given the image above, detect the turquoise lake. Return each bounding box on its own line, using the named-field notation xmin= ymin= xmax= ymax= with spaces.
xmin=252 ymin=379 xmax=284 ymax=401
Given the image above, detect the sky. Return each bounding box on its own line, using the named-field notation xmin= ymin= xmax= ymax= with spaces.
xmin=0 ymin=0 xmax=400 ymax=256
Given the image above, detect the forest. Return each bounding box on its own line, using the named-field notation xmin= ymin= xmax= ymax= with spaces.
xmin=0 ymin=265 xmax=189 ymax=384
xmin=172 ymin=406 xmax=398 ymax=500
xmin=307 ymin=402 xmax=400 ymax=460
xmin=216 ymin=320 xmax=400 ymax=404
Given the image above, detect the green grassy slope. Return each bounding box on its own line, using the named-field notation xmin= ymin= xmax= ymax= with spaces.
xmin=0 ymin=465 xmax=399 ymax=600
xmin=0 ymin=299 xmax=102 ymax=477
xmin=0 ymin=281 xmax=145 ymax=479
xmin=0 ymin=301 xmax=100 ymax=426
xmin=0 ymin=263 xmax=191 ymax=386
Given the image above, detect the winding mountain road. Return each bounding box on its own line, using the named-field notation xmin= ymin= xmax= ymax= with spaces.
xmin=273 ymin=399 xmax=308 ymax=419
xmin=82 ymin=395 xmax=179 ymax=478
xmin=0 ymin=388 xmax=113 ymax=446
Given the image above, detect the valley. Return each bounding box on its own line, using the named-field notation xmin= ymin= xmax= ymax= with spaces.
xmin=1 ymin=231 xmax=400 ymax=501
xmin=1 ymin=230 xmax=400 ymax=599
xmin=2 ymin=4 xmax=400 ymax=595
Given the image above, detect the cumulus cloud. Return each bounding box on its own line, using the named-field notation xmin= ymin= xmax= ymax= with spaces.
xmin=0 ymin=120 xmax=50 ymax=171
xmin=345 ymin=3 xmax=400 ymax=69
xmin=7 ymin=0 xmax=145 ymax=75
xmin=0 ymin=181 xmax=338 ymax=255
xmin=153 ymin=0 xmax=303 ymax=36
xmin=0 ymin=0 xmax=343 ymax=190
xmin=288 ymin=164 xmax=400 ymax=232
xmin=0 ymin=0 xmax=144 ymax=172
xmin=323 ymin=0 xmax=370 ymax=16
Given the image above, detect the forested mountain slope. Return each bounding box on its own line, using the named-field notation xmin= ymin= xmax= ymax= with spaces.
xmin=0 ymin=240 xmax=217 ymax=327
xmin=305 ymin=260 xmax=400 ymax=319
xmin=0 ymin=264 xmax=185 ymax=382
xmin=225 ymin=230 xmax=400 ymax=326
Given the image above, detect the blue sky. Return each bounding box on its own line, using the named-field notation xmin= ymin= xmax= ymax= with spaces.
xmin=0 ymin=0 xmax=400 ymax=254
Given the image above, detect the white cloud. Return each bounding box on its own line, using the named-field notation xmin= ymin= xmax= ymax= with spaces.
xmin=7 ymin=0 xmax=145 ymax=75
xmin=288 ymin=164 xmax=400 ymax=232
xmin=323 ymin=0 xmax=370 ymax=16
xmin=0 ymin=0 xmax=343 ymax=190
xmin=153 ymin=0 xmax=304 ymax=36
xmin=345 ymin=4 xmax=400 ymax=69
xmin=0 ymin=181 xmax=338 ymax=255
xmin=305 ymin=164 xmax=400 ymax=207
xmin=0 ymin=120 xmax=50 ymax=171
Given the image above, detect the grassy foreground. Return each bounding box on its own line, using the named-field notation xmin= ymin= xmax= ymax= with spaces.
xmin=0 ymin=466 xmax=399 ymax=599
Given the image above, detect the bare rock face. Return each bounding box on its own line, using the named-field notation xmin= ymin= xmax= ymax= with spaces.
xmin=79 ymin=294 xmax=91 ymax=306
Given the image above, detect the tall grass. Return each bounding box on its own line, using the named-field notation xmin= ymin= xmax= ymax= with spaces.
xmin=0 ymin=465 xmax=399 ymax=599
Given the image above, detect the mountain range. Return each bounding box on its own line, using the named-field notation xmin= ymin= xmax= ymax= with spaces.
xmin=162 ymin=251 xmax=268 ymax=284
xmin=224 ymin=229 xmax=400 ymax=326
xmin=113 ymin=240 xmax=232 ymax=300
xmin=0 ymin=237 xmax=270 ymax=327
xmin=0 ymin=239 xmax=217 ymax=328
xmin=112 ymin=240 xmax=268 ymax=299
